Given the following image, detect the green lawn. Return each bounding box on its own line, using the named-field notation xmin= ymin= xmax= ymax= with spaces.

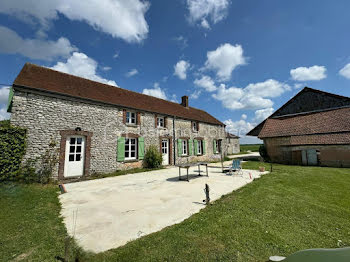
xmin=1 ymin=163 xmax=350 ymax=261
xmin=240 ymin=144 xmax=262 ymax=153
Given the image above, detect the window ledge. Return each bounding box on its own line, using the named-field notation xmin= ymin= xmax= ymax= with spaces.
xmin=124 ymin=159 xmax=140 ymax=163
xmin=126 ymin=124 xmax=138 ymax=127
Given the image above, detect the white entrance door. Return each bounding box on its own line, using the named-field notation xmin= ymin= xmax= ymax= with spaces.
xmin=161 ymin=139 xmax=169 ymax=165
xmin=64 ymin=136 xmax=85 ymax=177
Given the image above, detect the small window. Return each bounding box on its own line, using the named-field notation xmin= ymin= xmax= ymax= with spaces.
xmin=215 ymin=140 xmax=221 ymax=153
xmin=197 ymin=140 xmax=203 ymax=155
xmin=125 ymin=138 xmax=137 ymax=160
xmin=192 ymin=122 xmax=198 ymax=132
xmin=126 ymin=111 xmax=136 ymax=124
xmin=182 ymin=140 xmax=188 ymax=156
xmin=157 ymin=117 xmax=164 ymax=128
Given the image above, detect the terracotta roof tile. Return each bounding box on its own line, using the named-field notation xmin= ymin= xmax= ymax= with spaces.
xmin=259 ymin=107 xmax=350 ymax=138
xmin=13 ymin=63 xmax=224 ymax=126
xmin=290 ymin=133 xmax=350 ymax=145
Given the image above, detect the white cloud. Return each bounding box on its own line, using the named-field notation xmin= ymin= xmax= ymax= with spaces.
xmin=126 ymin=69 xmax=138 ymax=77
xmin=212 ymin=79 xmax=290 ymax=110
xmin=173 ymin=36 xmax=188 ymax=49
xmin=290 ymin=65 xmax=327 ymax=81
xmin=170 ymin=94 xmax=178 ymax=103
xmin=194 ymin=75 xmax=217 ymax=92
xmin=0 ymin=26 xmax=77 ymax=61
xmin=224 ymin=118 xmax=262 ymax=144
xmin=102 ymin=66 xmax=112 ymax=71
xmin=253 ymin=107 xmax=274 ymax=122
xmin=224 ymin=119 xmax=255 ymax=138
xmin=204 ymin=43 xmax=246 ymax=81
xmin=174 ymin=60 xmax=190 ymax=80
xmin=339 ymin=63 xmax=350 ymax=79
xmin=142 ymin=83 xmax=167 ymax=100
xmin=201 ymin=19 xmax=210 ymax=29
xmin=241 ymin=114 xmax=247 ymax=120
xmin=0 ymin=0 xmax=150 ymax=43
xmin=186 ymin=0 xmax=230 ymax=28
xmin=245 ymin=79 xmax=291 ymax=98
xmin=190 ymin=90 xmax=202 ymax=99
xmin=0 ymin=107 xmax=10 ymax=120
xmin=0 ymin=87 xmax=10 ymax=104
xmin=51 ymin=52 xmax=118 ymax=86
xmin=113 ymin=52 xmax=119 ymax=59
xmin=294 ymin=83 xmax=303 ymax=89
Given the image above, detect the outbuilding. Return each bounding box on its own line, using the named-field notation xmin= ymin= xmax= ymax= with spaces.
xmin=248 ymin=87 xmax=350 ymax=167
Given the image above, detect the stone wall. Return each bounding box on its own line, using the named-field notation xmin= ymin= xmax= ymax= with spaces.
xmin=264 ymin=137 xmax=350 ymax=167
xmin=226 ymin=138 xmax=240 ymax=154
xmin=10 ymin=89 xmax=226 ymax=178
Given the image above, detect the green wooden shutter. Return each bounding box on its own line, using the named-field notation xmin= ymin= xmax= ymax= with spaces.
xmin=194 ymin=139 xmax=198 ymax=155
xmin=7 ymin=87 xmax=14 ymax=112
xmin=188 ymin=139 xmax=193 ymax=156
xmin=138 ymin=137 xmax=145 ymax=160
xmin=117 ymin=137 xmax=125 ymax=162
xmin=213 ymin=139 xmax=217 ymax=154
xmin=203 ymin=140 xmax=206 ymax=155
xmin=177 ymin=139 xmax=182 ymax=157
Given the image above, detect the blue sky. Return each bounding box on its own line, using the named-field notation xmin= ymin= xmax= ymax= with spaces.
xmin=1 ymin=0 xmax=350 ymax=143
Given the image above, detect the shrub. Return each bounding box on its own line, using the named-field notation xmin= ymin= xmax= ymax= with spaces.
xmin=259 ymin=144 xmax=270 ymax=162
xmin=17 ymin=139 xmax=59 ymax=184
xmin=36 ymin=139 xmax=60 ymax=184
xmin=143 ymin=145 xmax=163 ymax=168
xmin=0 ymin=121 xmax=27 ymax=181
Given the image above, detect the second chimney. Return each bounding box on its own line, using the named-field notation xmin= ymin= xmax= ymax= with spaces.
xmin=181 ymin=95 xmax=189 ymax=107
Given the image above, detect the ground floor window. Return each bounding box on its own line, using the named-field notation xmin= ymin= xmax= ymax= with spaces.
xmin=215 ymin=139 xmax=221 ymax=154
xmin=182 ymin=140 xmax=188 ymax=156
xmin=125 ymin=138 xmax=137 ymax=160
xmin=197 ymin=140 xmax=203 ymax=155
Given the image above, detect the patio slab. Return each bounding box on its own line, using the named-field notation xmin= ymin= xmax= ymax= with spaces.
xmin=59 ymin=163 xmax=268 ymax=253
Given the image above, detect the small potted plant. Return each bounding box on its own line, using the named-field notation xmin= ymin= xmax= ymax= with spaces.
xmin=259 ymin=166 xmax=265 ymax=172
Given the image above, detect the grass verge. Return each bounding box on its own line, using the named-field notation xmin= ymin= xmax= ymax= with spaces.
xmin=0 ymin=183 xmax=87 ymax=261
xmin=1 ymin=163 xmax=350 ymax=261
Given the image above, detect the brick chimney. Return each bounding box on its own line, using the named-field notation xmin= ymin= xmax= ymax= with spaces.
xmin=181 ymin=95 xmax=189 ymax=107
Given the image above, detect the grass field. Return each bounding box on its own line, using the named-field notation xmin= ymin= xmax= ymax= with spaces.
xmin=1 ymin=163 xmax=350 ymax=261
xmin=240 ymin=144 xmax=262 ymax=153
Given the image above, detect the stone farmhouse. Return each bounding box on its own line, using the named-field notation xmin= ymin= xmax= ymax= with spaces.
xmin=248 ymin=87 xmax=350 ymax=167
xmin=7 ymin=63 xmax=227 ymax=180
xmin=226 ymin=132 xmax=240 ymax=154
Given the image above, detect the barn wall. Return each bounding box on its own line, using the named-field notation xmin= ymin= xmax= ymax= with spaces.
xmin=264 ymin=137 xmax=350 ymax=167
xmin=274 ymin=89 xmax=350 ymax=117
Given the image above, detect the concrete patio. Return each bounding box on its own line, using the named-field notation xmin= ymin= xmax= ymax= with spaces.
xmin=59 ymin=162 xmax=268 ymax=253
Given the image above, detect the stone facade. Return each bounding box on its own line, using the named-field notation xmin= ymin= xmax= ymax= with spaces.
xmin=226 ymin=137 xmax=240 ymax=154
xmin=264 ymin=137 xmax=350 ymax=168
xmin=10 ymin=89 xmax=226 ymax=179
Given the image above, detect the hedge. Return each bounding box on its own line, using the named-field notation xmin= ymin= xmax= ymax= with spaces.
xmin=0 ymin=120 xmax=27 ymax=181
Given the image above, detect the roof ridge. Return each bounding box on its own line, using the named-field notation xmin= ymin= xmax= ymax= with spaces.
xmin=272 ymin=105 xmax=350 ymax=119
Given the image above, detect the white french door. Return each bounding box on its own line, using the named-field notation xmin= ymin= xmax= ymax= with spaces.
xmin=64 ymin=136 xmax=86 ymax=177
xmin=161 ymin=139 xmax=169 ymax=165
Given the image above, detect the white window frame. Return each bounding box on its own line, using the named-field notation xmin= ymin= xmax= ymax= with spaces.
xmin=157 ymin=116 xmax=165 ymax=128
xmin=215 ymin=140 xmax=221 ymax=154
xmin=125 ymin=138 xmax=137 ymax=160
xmin=126 ymin=111 xmax=136 ymax=124
xmin=192 ymin=121 xmax=198 ymax=132
xmin=197 ymin=140 xmax=202 ymax=155
xmin=182 ymin=140 xmax=188 ymax=156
